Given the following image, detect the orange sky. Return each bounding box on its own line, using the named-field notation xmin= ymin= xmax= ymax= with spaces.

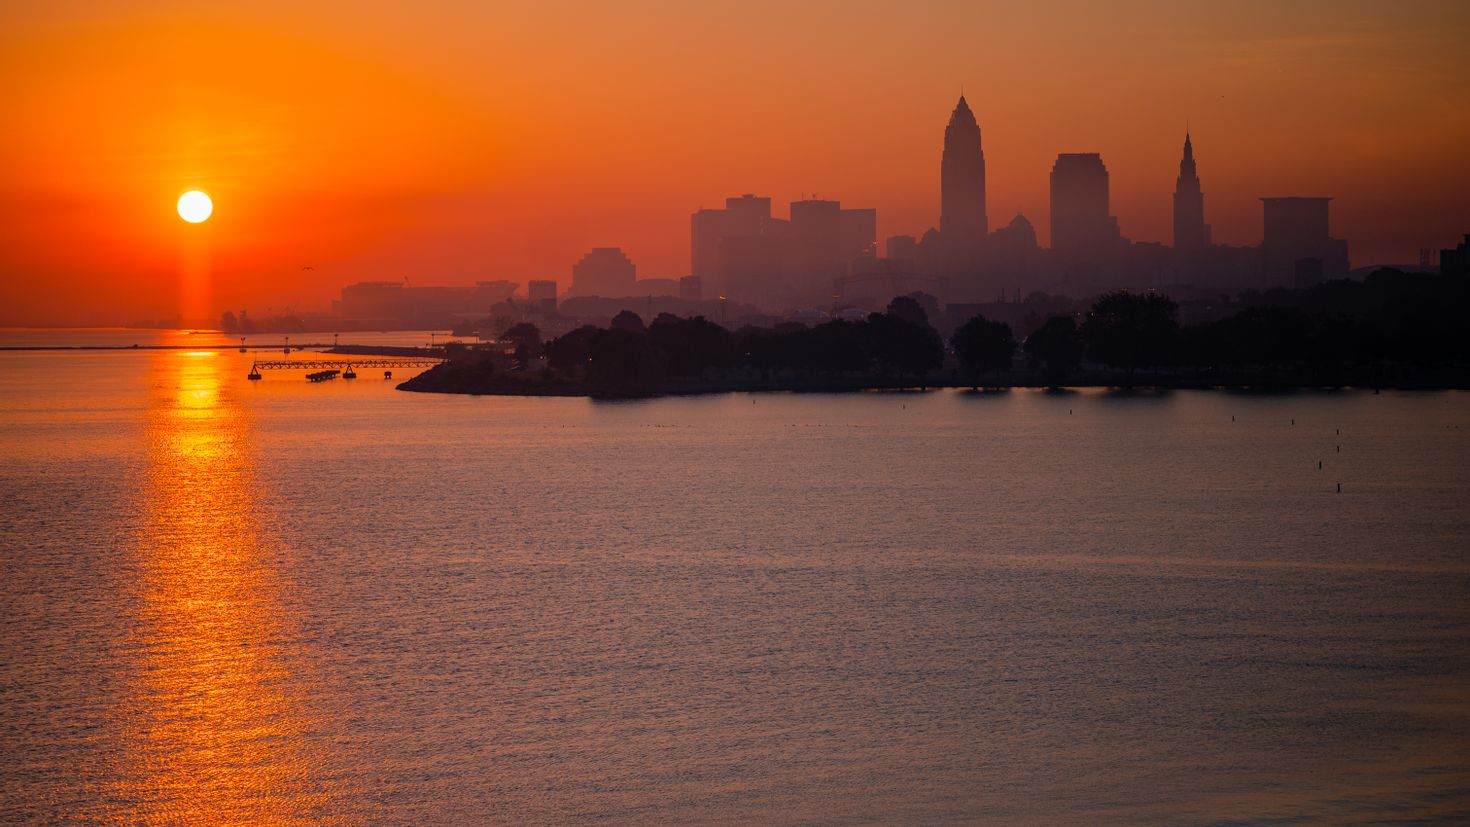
xmin=2 ymin=0 xmax=1467 ymax=325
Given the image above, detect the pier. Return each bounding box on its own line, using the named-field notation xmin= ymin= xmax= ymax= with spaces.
xmin=247 ymin=358 xmax=442 ymax=381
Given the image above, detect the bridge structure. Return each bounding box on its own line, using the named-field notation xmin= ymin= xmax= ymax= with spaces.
xmin=247 ymin=358 xmax=443 ymax=380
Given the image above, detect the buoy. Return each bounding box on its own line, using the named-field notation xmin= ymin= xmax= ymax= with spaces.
xmin=1337 ymin=445 xmax=1340 ymax=453
xmin=1318 ymin=461 xmax=1322 ymax=470
xmin=1231 ymin=415 xmax=1235 ymax=422
xmin=1336 ymin=483 xmax=1342 ymax=493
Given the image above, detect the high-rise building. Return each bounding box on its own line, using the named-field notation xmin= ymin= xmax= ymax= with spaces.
xmin=790 ymin=199 xmax=843 ymax=259
xmin=1050 ymin=153 xmax=1121 ymax=253
xmin=527 ymin=279 xmax=557 ymax=312
xmin=691 ymin=194 xmax=771 ymax=280
xmin=839 ymin=208 xmax=878 ymax=261
xmin=940 ymin=95 xmax=987 ymax=272
xmin=689 ymin=193 xmax=877 ymax=310
xmin=569 ymin=247 xmax=637 ymax=297
xmin=1172 ymin=133 xmax=1210 ymax=251
xmin=1259 ymin=198 xmax=1349 ymax=287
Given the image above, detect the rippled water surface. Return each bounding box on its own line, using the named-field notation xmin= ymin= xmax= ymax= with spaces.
xmin=3 ymin=330 xmax=1470 ymax=825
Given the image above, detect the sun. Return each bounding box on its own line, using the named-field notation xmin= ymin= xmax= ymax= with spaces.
xmin=177 ymin=190 xmax=213 ymax=223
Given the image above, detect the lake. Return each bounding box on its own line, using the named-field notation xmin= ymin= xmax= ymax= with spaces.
xmin=3 ymin=329 xmax=1469 ymax=824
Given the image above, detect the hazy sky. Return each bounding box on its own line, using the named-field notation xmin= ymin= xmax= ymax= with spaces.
xmin=2 ymin=0 xmax=1467 ymax=323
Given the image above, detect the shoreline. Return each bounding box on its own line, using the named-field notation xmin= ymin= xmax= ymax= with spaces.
xmin=398 ymin=367 xmax=1470 ymax=398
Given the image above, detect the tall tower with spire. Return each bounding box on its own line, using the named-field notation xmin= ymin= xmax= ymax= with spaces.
xmin=1172 ymin=133 xmax=1210 ymax=251
xmin=940 ymin=95 xmax=987 ymax=273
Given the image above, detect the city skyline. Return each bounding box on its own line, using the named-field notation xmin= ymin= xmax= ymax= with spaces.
xmin=5 ymin=5 xmax=1470 ymax=822
xmin=2 ymin=1 xmax=1468 ymax=325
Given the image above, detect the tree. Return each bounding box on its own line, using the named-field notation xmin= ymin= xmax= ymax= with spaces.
xmin=868 ymin=311 xmax=943 ymax=386
xmin=805 ymin=319 xmax=871 ymax=374
xmin=886 ymin=295 xmax=930 ymax=329
xmin=647 ymin=314 xmax=733 ymax=378
xmin=904 ymin=292 xmax=941 ymax=326
xmin=499 ymin=323 xmax=542 ymax=354
xmin=610 ymin=309 xmax=646 ymax=333
xmin=586 ymin=328 xmax=661 ymax=396
xmin=951 ymin=315 xmax=1015 ymax=389
xmin=545 ymin=325 xmax=600 ymax=376
xmin=1023 ymin=316 xmax=1084 ymax=387
xmin=1216 ymin=305 xmax=1313 ymax=369
xmin=1080 ymin=291 xmax=1179 ymax=384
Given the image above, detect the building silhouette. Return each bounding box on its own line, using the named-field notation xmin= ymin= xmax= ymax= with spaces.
xmin=678 ymin=275 xmax=703 ymax=301
xmin=1172 ymin=133 xmax=1210 ymax=252
xmin=334 ymin=280 xmax=518 ymax=329
xmin=691 ymin=194 xmax=771 ymax=285
xmin=1441 ymin=235 xmax=1469 ymax=277
xmin=987 ymin=213 xmax=1040 ymax=290
xmin=1048 ymin=153 xmax=1125 ymax=293
xmin=940 ymin=95 xmax=987 ymax=276
xmin=569 ymin=247 xmax=637 ymax=297
xmin=1259 ymin=198 xmax=1349 ymax=287
xmin=669 ymin=94 xmax=1380 ymax=310
xmin=690 ymin=194 xmax=877 ymax=310
xmin=1050 ymin=153 xmax=1121 ymax=253
xmin=527 ymin=279 xmax=557 ymax=312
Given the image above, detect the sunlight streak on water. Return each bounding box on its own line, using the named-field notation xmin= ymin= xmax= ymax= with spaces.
xmin=104 ymin=351 xmax=346 ymax=824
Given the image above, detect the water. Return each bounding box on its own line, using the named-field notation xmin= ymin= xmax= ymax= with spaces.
xmin=3 ymin=331 xmax=1470 ymax=825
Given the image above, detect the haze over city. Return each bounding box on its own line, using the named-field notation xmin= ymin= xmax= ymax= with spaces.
xmin=6 ymin=3 xmax=1470 ymax=824
xmin=2 ymin=0 xmax=1468 ymax=325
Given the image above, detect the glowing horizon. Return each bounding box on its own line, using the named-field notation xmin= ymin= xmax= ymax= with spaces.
xmin=1 ymin=1 xmax=1467 ymax=324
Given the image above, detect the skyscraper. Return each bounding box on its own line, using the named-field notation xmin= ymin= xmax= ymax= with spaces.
xmin=691 ymin=194 xmax=771 ymax=281
xmin=527 ymin=279 xmax=558 ymax=312
xmin=1172 ymin=133 xmax=1210 ymax=251
xmin=688 ymin=193 xmax=878 ymax=309
xmin=1050 ymin=153 xmax=1121 ymax=252
xmin=1259 ymin=197 xmax=1349 ymax=286
xmin=940 ymin=95 xmax=987 ymax=271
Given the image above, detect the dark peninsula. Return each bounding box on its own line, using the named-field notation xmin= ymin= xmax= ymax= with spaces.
xmin=400 ymin=270 xmax=1470 ymax=398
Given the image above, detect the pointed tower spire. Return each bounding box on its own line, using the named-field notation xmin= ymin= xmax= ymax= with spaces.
xmin=940 ymin=92 xmax=988 ymax=271
xmin=1173 ymin=131 xmax=1207 ymax=251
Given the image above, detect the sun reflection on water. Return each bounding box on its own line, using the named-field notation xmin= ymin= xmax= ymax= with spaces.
xmin=111 ymin=351 xmax=344 ymax=824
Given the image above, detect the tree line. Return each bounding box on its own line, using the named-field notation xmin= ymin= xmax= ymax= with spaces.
xmin=434 ymin=267 xmax=1469 ymax=396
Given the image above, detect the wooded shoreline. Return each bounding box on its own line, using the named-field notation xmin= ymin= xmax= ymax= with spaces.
xmin=398 ymin=365 xmax=1470 ymax=398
